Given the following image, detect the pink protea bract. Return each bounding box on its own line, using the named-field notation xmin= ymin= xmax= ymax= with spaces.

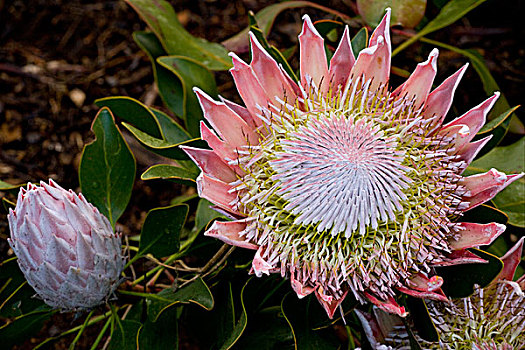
xmin=182 ymin=9 xmax=524 ymax=318
xmin=356 ymin=238 xmax=525 ymax=349
xmin=7 ymin=180 xmax=126 ymax=311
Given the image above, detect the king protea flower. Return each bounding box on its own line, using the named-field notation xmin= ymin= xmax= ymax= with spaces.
xmin=356 ymin=237 xmax=525 ymax=349
xmin=8 ymin=180 xmax=126 ymax=311
xmin=181 ymin=9 xmax=524 ymax=318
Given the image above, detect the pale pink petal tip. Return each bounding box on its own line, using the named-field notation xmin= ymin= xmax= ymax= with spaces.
xmin=248 ymin=31 xmax=296 ymax=103
xmin=204 ymin=220 xmax=258 ymax=250
xmin=290 ymin=277 xmax=316 ymax=298
xmin=461 ymin=168 xmax=507 ymax=197
xmin=397 ymin=274 xmax=449 ymax=302
xmin=252 ymin=248 xmax=274 ymax=277
xmin=328 ymin=26 xmax=355 ymax=90
xmin=393 ymin=48 xmax=439 ymax=106
xmin=497 ymin=236 xmax=525 ymax=282
xmin=196 ymin=173 xmax=238 ymax=214
xmin=194 ymin=87 xmax=258 ymax=148
xmin=464 ymin=171 xmax=524 ymax=210
xmin=228 ymin=51 xmax=248 ymax=69
xmin=315 ymin=289 xmax=348 ymax=319
xmin=299 ymin=14 xmax=328 ymax=92
xmin=300 ymin=14 xmax=323 ymax=38
xmin=179 ymin=146 xmax=237 ymax=183
xmin=424 ymin=63 xmax=468 ymax=124
xmin=370 ymin=7 xmax=391 ymax=47
xmin=449 ymin=222 xmax=506 ymax=250
xmin=444 ymin=92 xmax=500 ymax=136
xmin=365 ymin=292 xmax=408 ymax=317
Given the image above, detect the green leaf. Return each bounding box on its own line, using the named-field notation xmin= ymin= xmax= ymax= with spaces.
xmin=195 ymin=199 xmax=226 ymax=233
xmin=157 ymin=56 xmax=217 ymax=137
xmin=468 ymin=137 xmax=525 ymax=227
xmin=393 ymin=0 xmax=489 ymax=56
xmin=79 ymin=108 xmax=136 ymax=228
xmin=474 ymin=105 xmax=519 ymax=158
xmin=121 ymin=121 xmax=199 ymax=160
xmin=94 ymin=96 xmax=162 ymax=139
xmin=357 ymin=0 xmax=426 ymax=29
xmin=0 ymin=259 xmax=47 ymax=318
xmin=435 ymin=248 xmax=503 ymax=298
xmin=218 ymin=279 xmax=249 ymax=350
xmin=150 ymin=107 xmax=191 ymax=143
xmin=281 ymin=294 xmax=340 ymax=350
xmin=2 ymin=197 xmax=15 ymax=213
xmin=126 ymin=0 xmax=231 ymax=70
xmin=460 ymin=204 xmax=508 ymax=225
xmin=108 ymin=319 xmax=142 ymax=350
xmin=138 ymin=204 xmax=189 ymax=258
xmin=0 ymin=180 xmax=24 ymax=193
xmin=313 ymin=20 xmax=343 ymax=43
xmin=248 ymin=13 xmax=298 ymax=82
xmin=222 ymin=1 xmax=349 ymax=52
xmin=141 ymin=164 xmax=199 ymax=184
xmin=138 ymin=305 xmax=178 ymax=350
xmin=133 ymin=31 xmax=184 ymax=117
xmin=491 ymin=181 xmax=525 ymax=228
xmin=351 ymin=28 xmax=368 ymax=60
xmin=234 ymin=308 xmax=293 ymax=350
xmin=147 ymin=277 xmax=214 ymax=321
xmin=405 ymin=297 xmax=439 ymax=342
xmin=0 ymin=310 xmax=56 ymax=349
xmin=212 ymin=282 xmax=236 ymax=348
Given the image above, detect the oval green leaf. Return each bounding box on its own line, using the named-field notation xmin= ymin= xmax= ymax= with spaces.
xmin=147 ymin=277 xmax=214 ymax=322
xmin=157 ymin=56 xmax=217 ymax=137
xmin=125 ymin=0 xmax=232 ymax=70
xmin=79 ymin=108 xmax=136 ymax=228
xmin=142 ymin=164 xmax=199 ymax=182
xmin=133 ymin=31 xmax=185 ymax=118
xmin=94 ymin=96 xmax=162 ymax=139
xmin=138 ymin=204 xmax=189 ymax=258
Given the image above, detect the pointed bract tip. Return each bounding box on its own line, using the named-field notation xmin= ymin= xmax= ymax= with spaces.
xmin=192 ymin=86 xmax=203 ymax=94
xmin=429 ymin=48 xmax=439 ymax=61
xmin=381 ymin=7 xmax=391 ymax=25
xmin=300 ymin=14 xmax=322 ymax=38
xmin=228 ymin=52 xmax=248 ymax=70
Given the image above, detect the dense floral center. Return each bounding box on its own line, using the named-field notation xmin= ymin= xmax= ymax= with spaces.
xmin=234 ymin=85 xmax=465 ymax=302
xmin=270 ymin=114 xmax=412 ymax=236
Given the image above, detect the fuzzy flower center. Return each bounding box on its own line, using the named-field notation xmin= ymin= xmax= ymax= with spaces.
xmin=270 ymin=113 xmax=412 ymax=236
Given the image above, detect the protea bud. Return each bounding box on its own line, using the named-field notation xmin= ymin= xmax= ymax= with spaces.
xmin=7 ymin=180 xmax=126 ymax=311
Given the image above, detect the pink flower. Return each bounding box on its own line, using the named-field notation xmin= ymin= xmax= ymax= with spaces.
xmin=8 ymin=180 xmax=125 ymax=311
xmin=356 ymin=238 xmax=525 ymax=349
xmin=182 ymin=10 xmax=524 ymax=318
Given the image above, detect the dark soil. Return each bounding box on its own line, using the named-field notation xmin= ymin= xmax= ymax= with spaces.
xmin=0 ymin=0 xmax=523 ymax=348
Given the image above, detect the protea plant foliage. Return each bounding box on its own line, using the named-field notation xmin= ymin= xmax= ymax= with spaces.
xmin=356 ymin=238 xmax=525 ymax=349
xmin=7 ymin=180 xmax=125 ymax=311
xmin=182 ymin=10 xmax=524 ymax=318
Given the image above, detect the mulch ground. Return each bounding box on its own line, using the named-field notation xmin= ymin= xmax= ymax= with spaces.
xmin=0 ymin=0 xmax=523 ymax=348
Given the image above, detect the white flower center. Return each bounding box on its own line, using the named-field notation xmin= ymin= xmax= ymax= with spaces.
xmin=270 ymin=113 xmax=412 ymax=237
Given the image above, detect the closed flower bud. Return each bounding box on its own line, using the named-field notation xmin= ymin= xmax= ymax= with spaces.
xmin=7 ymin=180 xmax=126 ymax=311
